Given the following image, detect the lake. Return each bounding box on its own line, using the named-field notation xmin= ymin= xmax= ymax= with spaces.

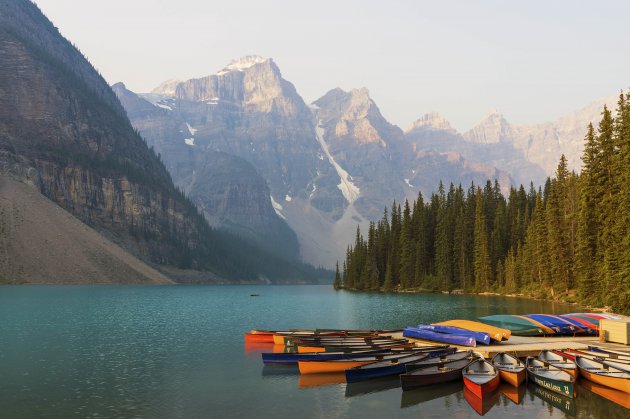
xmin=0 ymin=285 xmax=626 ymax=418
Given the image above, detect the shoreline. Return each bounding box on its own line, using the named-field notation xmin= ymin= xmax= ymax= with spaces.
xmin=339 ymin=287 xmax=613 ymax=313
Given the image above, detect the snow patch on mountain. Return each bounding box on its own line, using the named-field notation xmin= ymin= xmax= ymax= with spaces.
xmin=270 ymin=195 xmax=286 ymax=219
xmin=314 ymin=123 xmax=360 ymax=204
xmin=404 ymin=178 xmax=414 ymax=188
xmin=186 ymin=122 xmax=197 ymax=136
xmin=217 ymin=55 xmax=269 ymax=75
xmin=184 ymin=138 xmax=195 ymax=146
xmin=156 ymin=103 xmax=172 ymax=111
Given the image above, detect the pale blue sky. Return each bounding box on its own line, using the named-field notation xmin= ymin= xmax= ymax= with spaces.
xmin=34 ymin=0 xmax=630 ymax=131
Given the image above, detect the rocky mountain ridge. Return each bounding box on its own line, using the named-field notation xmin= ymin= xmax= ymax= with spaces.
xmin=119 ymin=57 xmax=514 ymax=267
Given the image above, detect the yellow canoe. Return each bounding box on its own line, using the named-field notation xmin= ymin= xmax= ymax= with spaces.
xmin=434 ymin=319 xmax=511 ymax=341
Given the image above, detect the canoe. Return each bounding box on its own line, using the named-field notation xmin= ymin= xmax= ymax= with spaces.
xmin=262 ymin=348 xmax=408 ymax=365
xmin=416 ymin=324 xmax=491 ymax=345
xmin=557 ymin=315 xmax=596 ymax=335
xmin=538 ymin=350 xmax=578 ymax=379
xmin=463 ymin=359 xmax=500 ymax=398
xmin=563 ymin=348 xmax=630 ymax=363
xmin=403 ymin=327 xmax=476 ymax=347
xmin=244 ymin=332 xmax=275 ymax=343
xmin=561 ymin=314 xmax=600 ymax=332
xmin=523 ymin=314 xmax=583 ymax=334
xmin=284 ymin=336 xmax=392 ymax=347
xmin=499 ymin=382 xmax=526 ymax=404
xmin=297 ymin=341 xmax=413 ymax=353
xmin=491 ymin=352 xmax=526 ymax=387
xmin=587 ymin=346 xmax=630 ymax=359
xmin=463 ymin=385 xmax=500 ymax=416
xmin=526 ymin=357 xmax=575 ymax=398
xmin=405 ymin=349 xmax=476 ymax=372
xmin=298 ymin=350 xmax=424 ymax=374
xmin=575 ymin=355 xmax=630 ymax=393
xmin=580 ymin=379 xmax=630 ymax=409
xmin=400 ymin=358 xmax=473 ymax=391
xmin=513 ymin=315 xmax=556 ymax=335
xmin=477 ymin=315 xmax=547 ymax=336
xmin=345 ymin=352 xmax=429 ymax=383
xmin=528 ymin=381 xmax=576 ymax=416
xmin=434 ymin=319 xmax=510 ymax=341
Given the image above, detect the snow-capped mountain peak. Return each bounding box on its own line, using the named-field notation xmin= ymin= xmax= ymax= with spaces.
xmin=220 ymin=55 xmax=270 ymax=73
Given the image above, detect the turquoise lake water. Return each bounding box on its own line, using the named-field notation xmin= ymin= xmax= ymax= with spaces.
xmin=0 ymin=285 xmax=626 ymax=418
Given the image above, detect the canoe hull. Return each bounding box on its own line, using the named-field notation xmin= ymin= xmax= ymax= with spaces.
xmin=400 ymin=366 xmax=464 ymax=390
xmin=578 ymin=367 xmax=630 ymax=394
xmin=463 ymin=374 xmax=500 ymax=398
xmin=498 ymin=368 xmax=526 ymax=387
xmin=527 ymin=370 xmax=575 ymax=398
xmin=403 ymin=327 xmax=476 ymax=347
xmin=244 ymin=333 xmax=275 ymax=343
xmin=345 ymin=363 xmax=407 ymax=383
xmin=435 ymin=319 xmax=509 ymax=341
xmin=298 ymin=360 xmax=371 ymax=374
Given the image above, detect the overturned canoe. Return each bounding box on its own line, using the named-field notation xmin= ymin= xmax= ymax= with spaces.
xmin=524 ymin=314 xmax=584 ymax=335
xmin=526 ymin=357 xmax=575 ymax=398
xmin=491 ymin=352 xmax=526 ymax=387
xmin=434 ymin=319 xmax=510 ymax=341
xmin=403 ymin=327 xmax=476 ymax=347
xmin=575 ymin=355 xmax=630 ymax=394
xmin=416 ymin=324 xmax=491 ymax=345
xmin=478 ymin=315 xmax=547 ymax=336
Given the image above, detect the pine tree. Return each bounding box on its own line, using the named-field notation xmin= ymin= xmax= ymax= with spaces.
xmin=473 ymin=189 xmax=492 ymax=291
xmin=333 ymin=261 xmax=342 ymax=289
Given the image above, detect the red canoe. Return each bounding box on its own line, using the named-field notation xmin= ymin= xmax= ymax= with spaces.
xmin=463 ymin=359 xmax=500 ymax=398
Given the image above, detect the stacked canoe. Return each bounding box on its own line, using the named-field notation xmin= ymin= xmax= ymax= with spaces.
xmin=403 ymin=320 xmax=509 ymax=346
xmin=478 ymin=312 xmax=628 ymax=336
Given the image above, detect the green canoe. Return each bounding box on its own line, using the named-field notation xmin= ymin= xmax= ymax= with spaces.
xmin=478 ymin=315 xmax=546 ymax=336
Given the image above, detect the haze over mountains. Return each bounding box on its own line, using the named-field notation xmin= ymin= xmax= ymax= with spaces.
xmin=116 ymin=55 xmax=616 ymax=267
xmin=0 ymin=1 xmax=324 ymax=283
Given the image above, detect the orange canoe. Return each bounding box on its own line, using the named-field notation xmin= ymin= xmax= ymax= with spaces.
xmin=576 ymin=356 xmax=630 ymax=394
xmin=244 ymin=332 xmax=275 ymax=343
xmin=434 ymin=319 xmax=510 ymax=341
xmin=298 ymin=359 xmax=375 ymax=374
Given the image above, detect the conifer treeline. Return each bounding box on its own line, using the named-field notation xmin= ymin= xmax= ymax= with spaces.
xmin=335 ymin=93 xmax=629 ymax=314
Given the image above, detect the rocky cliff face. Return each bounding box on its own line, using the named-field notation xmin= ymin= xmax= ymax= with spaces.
xmin=461 ymin=97 xmax=617 ymax=175
xmin=119 ymin=59 xmax=517 ymax=267
xmin=0 ymin=1 xmax=322 ymax=282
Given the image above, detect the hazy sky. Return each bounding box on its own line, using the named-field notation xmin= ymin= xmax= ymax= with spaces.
xmin=34 ymin=0 xmax=630 ymax=131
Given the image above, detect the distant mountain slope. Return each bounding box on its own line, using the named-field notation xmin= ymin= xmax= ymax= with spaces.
xmin=120 ymin=59 xmax=511 ymax=267
xmin=0 ymin=178 xmax=172 ymax=284
xmin=113 ymin=83 xmax=300 ymax=260
xmin=0 ymin=0 xmax=321 ymax=282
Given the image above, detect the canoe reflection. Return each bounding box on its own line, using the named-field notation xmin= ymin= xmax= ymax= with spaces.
xmin=298 ymin=372 xmax=346 ymax=389
xmin=528 ymin=382 xmax=575 ymax=416
xmin=499 ymin=382 xmax=526 ymax=405
xmin=578 ymin=380 xmax=630 ymax=410
xmin=345 ymin=376 xmax=400 ymax=398
xmin=400 ymin=380 xmax=462 ymax=408
xmin=463 ymin=385 xmax=500 ymax=416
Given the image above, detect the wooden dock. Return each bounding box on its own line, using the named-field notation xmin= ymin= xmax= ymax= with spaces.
xmin=389 ymin=332 xmax=630 ymax=358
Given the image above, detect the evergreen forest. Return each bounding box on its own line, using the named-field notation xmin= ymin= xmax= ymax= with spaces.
xmin=335 ymin=93 xmax=630 ymax=314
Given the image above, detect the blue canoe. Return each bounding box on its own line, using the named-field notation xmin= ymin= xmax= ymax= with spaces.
xmin=523 ymin=314 xmax=583 ymax=335
xmin=403 ymin=327 xmax=476 ymax=347
xmin=558 ymin=315 xmax=596 ymax=335
xmin=418 ymin=325 xmax=491 ymax=345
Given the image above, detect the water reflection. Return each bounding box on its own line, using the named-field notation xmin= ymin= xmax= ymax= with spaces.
xmin=400 ymin=380 xmax=462 ymax=408
xmin=463 ymin=386 xmax=501 ymax=416
xmin=528 ymin=382 xmax=575 ymax=416
xmin=498 ymin=382 xmax=525 ymax=405
xmin=345 ymin=376 xmax=401 ymax=398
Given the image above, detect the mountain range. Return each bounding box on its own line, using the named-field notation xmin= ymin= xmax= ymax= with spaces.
xmin=0 ymin=0 xmax=325 ymax=283
xmin=116 ymin=56 xmax=616 ymax=267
